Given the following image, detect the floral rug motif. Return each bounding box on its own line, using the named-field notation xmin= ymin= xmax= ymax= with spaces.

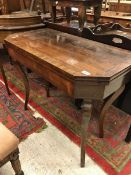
xmin=3 ymin=61 xmax=131 ymax=175
xmin=0 ymin=79 xmax=47 ymax=140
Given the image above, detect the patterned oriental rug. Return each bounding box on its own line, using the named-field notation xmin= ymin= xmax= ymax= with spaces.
xmin=2 ymin=62 xmax=131 ymax=175
xmin=0 ymin=79 xmax=47 ymax=140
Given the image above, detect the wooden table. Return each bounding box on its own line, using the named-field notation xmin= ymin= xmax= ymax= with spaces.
xmin=4 ymin=28 xmax=131 ymax=167
xmin=49 ymin=0 xmax=103 ymax=29
xmin=87 ymin=11 xmax=131 ymax=28
xmin=109 ymin=1 xmax=131 ymax=13
xmin=0 ymin=11 xmax=44 ymax=43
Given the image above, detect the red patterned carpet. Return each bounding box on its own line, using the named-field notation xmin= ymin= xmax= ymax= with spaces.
xmin=2 ymin=61 xmax=131 ymax=175
xmin=0 ymin=79 xmax=47 ymax=140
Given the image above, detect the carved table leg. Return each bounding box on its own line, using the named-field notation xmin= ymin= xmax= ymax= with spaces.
xmin=10 ymin=149 xmax=24 ymax=175
xmin=99 ymin=85 xmax=125 ymax=138
xmin=0 ymin=59 xmax=10 ymax=95
xmin=15 ymin=62 xmax=29 ymax=110
xmin=81 ymin=99 xmax=92 ymax=167
xmin=78 ymin=6 xmax=86 ymax=30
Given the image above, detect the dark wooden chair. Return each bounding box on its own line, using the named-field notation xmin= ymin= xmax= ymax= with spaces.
xmin=0 ymin=123 xmax=24 ymax=175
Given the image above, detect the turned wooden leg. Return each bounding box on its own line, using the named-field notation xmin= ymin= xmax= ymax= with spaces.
xmin=81 ymin=99 xmax=92 ymax=167
xmin=78 ymin=6 xmax=86 ymax=31
xmin=99 ymin=85 xmax=125 ymax=138
xmin=10 ymin=149 xmax=24 ymax=175
xmin=0 ymin=59 xmax=10 ymax=95
xmin=15 ymin=62 xmax=30 ymax=110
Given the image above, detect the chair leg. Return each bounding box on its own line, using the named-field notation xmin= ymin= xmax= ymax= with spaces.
xmin=10 ymin=149 xmax=24 ymax=175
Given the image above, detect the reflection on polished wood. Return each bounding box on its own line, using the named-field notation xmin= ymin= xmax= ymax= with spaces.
xmin=4 ymin=28 xmax=131 ymax=167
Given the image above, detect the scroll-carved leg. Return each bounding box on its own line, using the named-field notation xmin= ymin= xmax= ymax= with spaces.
xmin=0 ymin=60 xmax=10 ymax=95
xmin=99 ymin=85 xmax=125 ymax=138
xmin=15 ymin=62 xmax=29 ymax=110
xmin=81 ymin=100 xmax=92 ymax=167
xmin=10 ymin=149 xmax=24 ymax=175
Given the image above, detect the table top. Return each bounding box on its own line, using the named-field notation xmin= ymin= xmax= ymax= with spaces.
xmin=51 ymin=0 xmax=90 ymax=1
xmin=5 ymin=28 xmax=131 ymax=83
xmin=0 ymin=11 xmax=40 ymax=19
xmin=50 ymin=0 xmax=102 ymax=5
xmin=109 ymin=1 xmax=131 ymax=5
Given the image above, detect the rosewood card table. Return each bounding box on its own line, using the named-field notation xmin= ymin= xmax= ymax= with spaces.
xmin=48 ymin=0 xmax=103 ymax=29
xmin=4 ymin=28 xmax=131 ymax=167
